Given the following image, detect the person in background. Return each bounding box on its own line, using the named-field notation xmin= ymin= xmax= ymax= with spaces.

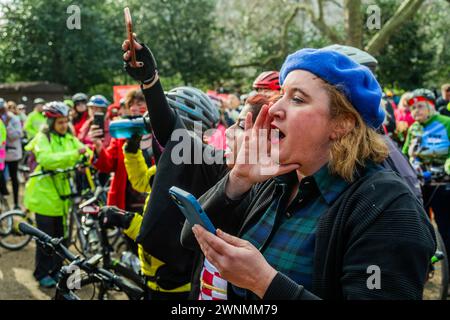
xmin=71 ymin=93 xmax=89 ymax=137
xmin=89 ymin=89 xmax=150 ymax=212
xmin=13 ymin=103 xmax=27 ymax=126
xmin=436 ymin=84 xmax=450 ymax=117
xmin=402 ymin=88 xmax=450 ymax=260
xmin=0 ymin=98 xmax=9 ymax=197
xmin=16 ymin=104 xmax=28 ymax=125
xmin=24 ymin=98 xmax=46 ymax=140
xmin=394 ymin=92 xmax=415 ymax=144
xmin=6 ymin=100 xmax=17 ymax=114
xmin=119 ymin=98 xmax=126 ymax=117
xmin=106 ymin=102 xmax=121 ymax=121
xmin=1 ymin=101 xmax=23 ymax=210
xmin=252 ymin=71 xmax=281 ymax=98
xmin=64 ymin=99 xmax=74 ymax=109
xmin=205 ymin=94 xmax=227 ymax=150
xmin=78 ymin=95 xmax=111 ymax=150
xmin=24 ymin=101 xmax=92 ymax=288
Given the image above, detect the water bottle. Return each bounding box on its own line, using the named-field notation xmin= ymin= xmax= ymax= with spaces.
xmin=109 ymin=117 xmax=150 ymax=139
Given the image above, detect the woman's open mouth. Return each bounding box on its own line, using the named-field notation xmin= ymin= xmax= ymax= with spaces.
xmin=270 ymin=124 xmax=286 ymax=144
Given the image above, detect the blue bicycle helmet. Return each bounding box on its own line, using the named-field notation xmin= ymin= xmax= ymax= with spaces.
xmin=87 ymin=95 xmax=110 ymax=108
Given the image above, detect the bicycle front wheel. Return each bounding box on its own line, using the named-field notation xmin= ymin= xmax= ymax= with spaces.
xmin=423 ymin=228 xmax=449 ymax=300
xmin=0 ymin=210 xmax=33 ymax=251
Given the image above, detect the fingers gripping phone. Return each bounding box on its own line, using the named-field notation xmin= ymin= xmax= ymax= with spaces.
xmin=124 ymin=7 xmax=137 ymax=67
xmin=169 ymin=186 xmax=216 ymax=234
xmin=93 ymin=112 xmax=105 ymax=138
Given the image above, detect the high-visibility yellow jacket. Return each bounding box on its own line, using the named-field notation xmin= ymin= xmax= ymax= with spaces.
xmin=123 ymin=148 xmax=190 ymax=293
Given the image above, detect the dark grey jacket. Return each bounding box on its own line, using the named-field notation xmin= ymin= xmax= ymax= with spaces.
xmin=181 ymin=166 xmax=436 ymax=300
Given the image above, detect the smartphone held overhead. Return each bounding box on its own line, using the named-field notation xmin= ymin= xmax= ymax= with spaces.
xmin=124 ymin=7 xmax=137 ymax=68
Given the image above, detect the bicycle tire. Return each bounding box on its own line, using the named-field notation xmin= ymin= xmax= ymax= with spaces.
xmin=0 ymin=210 xmax=33 ymax=250
xmin=0 ymin=195 xmax=10 ymax=215
xmin=423 ymin=228 xmax=449 ymax=300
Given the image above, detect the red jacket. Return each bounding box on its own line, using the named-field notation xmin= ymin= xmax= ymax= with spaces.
xmin=78 ymin=118 xmax=111 ymax=150
xmin=93 ymin=138 xmax=128 ymax=209
xmin=73 ymin=112 xmax=89 ymax=137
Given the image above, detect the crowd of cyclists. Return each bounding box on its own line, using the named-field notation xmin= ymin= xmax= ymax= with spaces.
xmin=0 ymin=36 xmax=449 ymax=300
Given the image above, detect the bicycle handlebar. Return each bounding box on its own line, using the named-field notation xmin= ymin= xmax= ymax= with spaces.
xmin=28 ymin=157 xmax=90 ymax=178
xmin=18 ymin=222 xmax=144 ymax=299
xmin=19 ymin=222 xmax=78 ymax=261
xmin=19 ymin=222 xmax=52 ymax=243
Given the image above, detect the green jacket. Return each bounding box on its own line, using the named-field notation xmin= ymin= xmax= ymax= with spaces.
xmin=402 ymin=114 xmax=450 ymax=162
xmin=0 ymin=120 xmax=6 ymax=144
xmin=24 ymin=131 xmax=92 ymax=218
xmin=0 ymin=120 xmax=6 ymax=169
xmin=24 ymin=110 xmax=46 ymax=139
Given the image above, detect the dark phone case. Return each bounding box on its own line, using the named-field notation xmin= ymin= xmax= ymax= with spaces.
xmin=93 ymin=113 xmax=104 ymax=137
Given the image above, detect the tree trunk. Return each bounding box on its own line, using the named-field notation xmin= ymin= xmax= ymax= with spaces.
xmin=344 ymin=0 xmax=363 ymax=48
xmin=365 ymin=0 xmax=425 ymax=55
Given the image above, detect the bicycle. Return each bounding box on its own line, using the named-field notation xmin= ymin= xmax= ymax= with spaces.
xmin=18 ymin=222 xmax=144 ymax=300
xmin=0 ymin=209 xmax=34 ymax=250
xmin=77 ymin=191 xmax=147 ymax=298
xmin=416 ymin=164 xmax=450 ymax=300
xmin=0 ymin=160 xmax=90 ymax=252
xmin=423 ymin=230 xmax=449 ymax=300
xmin=22 ymin=161 xmax=96 ymax=257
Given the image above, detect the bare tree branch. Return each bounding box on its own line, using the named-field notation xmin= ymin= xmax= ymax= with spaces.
xmin=326 ymin=0 xmax=343 ymax=9
xmin=365 ymin=0 xmax=426 ymax=55
xmin=231 ymin=4 xmax=301 ymax=68
xmin=230 ymin=0 xmax=344 ymax=69
xmin=311 ymin=0 xmax=344 ymax=44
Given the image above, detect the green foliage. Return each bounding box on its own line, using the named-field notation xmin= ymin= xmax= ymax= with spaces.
xmin=0 ymin=0 xmax=448 ymax=95
xmin=0 ymin=0 xmax=124 ymax=93
xmin=363 ymin=0 xmax=445 ymax=91
xmin=129 ymin=0 xmax=230 ymax=87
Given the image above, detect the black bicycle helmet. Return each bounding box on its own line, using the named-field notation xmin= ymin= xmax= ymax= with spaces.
xmin=43 ymin=101 xmax=70 ymax=118
xmin=323 ymin=44 xmax=378 ymax=73
xmin=72 ymin=93 xmax=88 ymax=104
xmin=166 ymin=87 xmax=219 ymax=131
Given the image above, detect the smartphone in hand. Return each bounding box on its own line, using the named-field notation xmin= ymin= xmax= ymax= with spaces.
xmin=124 ymin=7 xmax=137 ymax=67
xmin=169 ymin=186 xmax=216 ymax=234
xmin=93 ymin=112 xmax=105 ymax=138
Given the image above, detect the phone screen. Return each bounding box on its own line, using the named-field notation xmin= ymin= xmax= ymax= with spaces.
xmin=124 ymin=7 xmax=137 ymax=67
xmin=93 ymin=112 xmax=105 ymax=138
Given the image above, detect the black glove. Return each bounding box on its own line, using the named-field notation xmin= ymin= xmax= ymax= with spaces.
xmin=124 ymin=133 xmax=142 ymax=154
xmin=99 ymin=206 xmax=134 ymax=229
xmin=123 ymin=42 xmax=158 ymax=85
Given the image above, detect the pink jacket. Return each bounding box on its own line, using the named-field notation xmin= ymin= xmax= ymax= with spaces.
xmin=207 ymin=123 xmax=227 ymax=150
xmin=394 ymin=108 xmax=415 ymax=127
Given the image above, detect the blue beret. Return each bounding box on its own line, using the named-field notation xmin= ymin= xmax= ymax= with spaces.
xmin=279 ymin=48 xmax=385 ymax=128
